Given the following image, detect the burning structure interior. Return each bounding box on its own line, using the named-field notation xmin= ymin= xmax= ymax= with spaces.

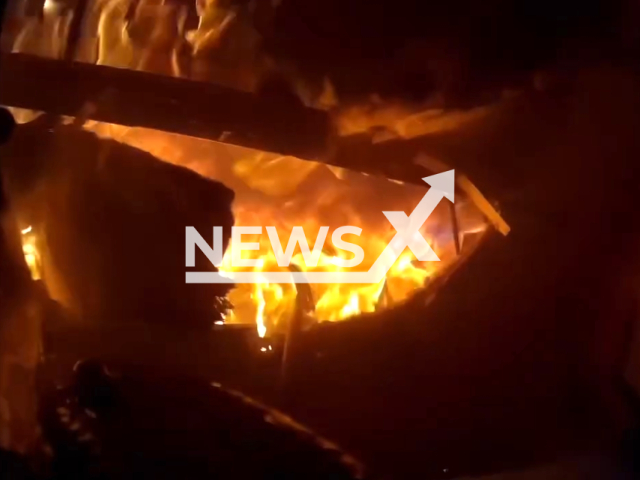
xmin=1 ymin=0 xmax=640 ymax=478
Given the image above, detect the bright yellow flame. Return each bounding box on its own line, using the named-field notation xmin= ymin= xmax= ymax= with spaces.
xmin=219 ymin=203 xmax=453 ymax=337
xmin=253 ymin=280 xmax=267 ymax=338
xmin=20 ymin=227 xmax=41 ymax=280
xmin=43 ymin=0 xmax=56 ymax=12
xmin=3 ymin=0 xmax=491 ymax=339
xmin=79 ymin=122 xmax=485 ymax=338
xmin=339 ymin=292 xmax=360 ymax=318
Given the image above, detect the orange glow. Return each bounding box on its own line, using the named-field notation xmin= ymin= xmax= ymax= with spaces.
xmin=21 ymin=226 xmax=41 ymax=280
xmin=218 ymin=224 xmax=442 ymax=335
xmin=5 ymin=0 xmax=490 ymax=337
xmin=76 ymin=122 xmax=487 ymax=338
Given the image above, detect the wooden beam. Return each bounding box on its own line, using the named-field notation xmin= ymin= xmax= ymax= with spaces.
xmin=0 ymin=53 xmax=457 ymax=187
xmin=0 ymin=52 xmax=331 ymax=159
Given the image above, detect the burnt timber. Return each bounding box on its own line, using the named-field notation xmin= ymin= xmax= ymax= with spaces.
xmin=0 ymin=52 xmax=331 ymax=160
xmin=0 ymin=53 xmax=453 ymax=186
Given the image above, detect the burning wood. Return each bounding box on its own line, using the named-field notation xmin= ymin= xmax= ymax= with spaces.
xmin=0 ymin=0 xmax=492 ymax=340
xmin=0 ymin=0 xmax=502 ymax=184
xmin=0 ymin=52 xmax=330 ymax=160
xmin=1 ymin=111 xmax=488 ymax=340
xmin=80 ymin=121 xmax=488 ymax=337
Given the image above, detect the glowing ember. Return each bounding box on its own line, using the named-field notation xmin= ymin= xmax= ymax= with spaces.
xmin=20 ymin=226 xmax=41 ymax=280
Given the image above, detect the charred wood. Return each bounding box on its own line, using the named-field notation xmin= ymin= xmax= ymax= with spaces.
xmin=0 ymin=52 xmax=331 ymax=160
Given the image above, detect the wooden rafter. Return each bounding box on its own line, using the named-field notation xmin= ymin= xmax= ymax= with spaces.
xmin=0 ymin=52 xmax=331 ymax=160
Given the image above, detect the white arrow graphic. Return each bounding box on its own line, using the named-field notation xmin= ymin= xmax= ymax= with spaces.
xmin=186 ymin=170 xmax=455 ymax=284
xmin=367 ymin=169 xmax=454 ymax=282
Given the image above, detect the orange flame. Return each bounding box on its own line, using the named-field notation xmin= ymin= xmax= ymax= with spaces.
xmin=20 ymin=226 xmax=42 ymax=280
xmin=4 ymin=0 xmax=489 ymax=337
xmin=76 ymin=122 xmax=486 ymax=338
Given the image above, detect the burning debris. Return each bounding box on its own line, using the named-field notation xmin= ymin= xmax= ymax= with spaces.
xmin=5 ymin=0 xmax=275 ymax=88
xmin=87 ymin=123 xmax=484 ymax=336
xmin=1 ymin=110 xmax=488 ymax=339
xmin=83 ymin=120 xmax=489 ymax=337
xmin=0 ymin=0 xmax=497 ymax=337
xmin=0 ymin=0 xmax=499 ymax=342
xmin=1 ymin=0 xmax=637 ymax=476
xmin=0 ymin=0 xmax=510 ymax=133
xmin=19 ymin=225 xmax=40 ymax=280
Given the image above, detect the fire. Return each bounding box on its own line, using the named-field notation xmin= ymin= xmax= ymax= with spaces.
xmin=230 ymin=245 xmax=439 ymax=336
xmin=72 ymin=121 xmax=484 ymax=338
xmin=20 ymin=225 xmax=42 ymax=280
xmin=254 ymin=278 xmax=268 ymax=338
xmin=8 ymin=120 xmax=490 ymax=339
xmin=215 ymin=192 xmax=451 ymax=337
xmin=3 ymin=0 xmax=490 ymax=338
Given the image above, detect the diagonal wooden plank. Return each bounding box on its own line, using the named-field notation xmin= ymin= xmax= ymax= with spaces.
xmin=0 ymin=52 xmax=331 ymax=159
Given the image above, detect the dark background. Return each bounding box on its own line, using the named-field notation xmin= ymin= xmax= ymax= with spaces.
xmin=266 ymin=0 xmax=630 ymax=105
